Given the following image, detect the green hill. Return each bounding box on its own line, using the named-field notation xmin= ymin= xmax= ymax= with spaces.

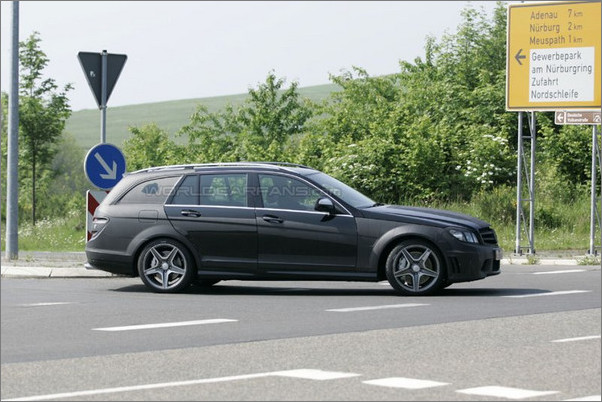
xmin=65 ymin=82 xmax=339 ymax=150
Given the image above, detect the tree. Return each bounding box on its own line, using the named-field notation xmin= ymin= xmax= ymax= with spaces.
xmin=179 ymin=71 xmax=313 ymax=162
xmin=124 ymin=123 xmax=183 ymax=171
xmin=297 ymin=2 xmax=516 ymax=203
xmin=18 ymin=32 xmax=72 ymax=225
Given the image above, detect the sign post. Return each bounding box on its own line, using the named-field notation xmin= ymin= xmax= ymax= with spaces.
xmin=506 ymin=1 xmax=602 ymax=255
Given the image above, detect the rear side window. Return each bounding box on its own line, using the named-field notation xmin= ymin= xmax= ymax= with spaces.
xmin=200 ymin=174 xmax=248 ymax=207
xmin=170 ymin=175 xmax=199 ymax=205
xmin=118 ymin=176 xmax=180 ymax=205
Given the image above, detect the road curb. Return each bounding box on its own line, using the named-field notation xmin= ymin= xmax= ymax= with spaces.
xmin=1 ymin=266 xmax=118 ymax=278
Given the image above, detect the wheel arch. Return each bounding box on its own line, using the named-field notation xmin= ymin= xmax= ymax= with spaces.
xmin=373 ymin=227 xmax=447 ymax=281
xmin=128 ymin=231 xmax=200 ymax=278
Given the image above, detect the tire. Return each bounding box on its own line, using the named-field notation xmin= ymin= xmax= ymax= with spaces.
xmin=385 ymin=239 xmax=446 ymax=296
xmin=137 ymin=239 xmax=195 ymax=293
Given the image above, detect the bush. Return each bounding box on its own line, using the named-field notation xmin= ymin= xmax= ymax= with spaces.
xmin=472 ymin=186 xmax=516 ymax=225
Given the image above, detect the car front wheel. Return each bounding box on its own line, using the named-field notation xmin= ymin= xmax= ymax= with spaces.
xmin=385 ymin=239 xmax=446 ymax=296
xmin=137 ymin=239 xmax=195 ymax=293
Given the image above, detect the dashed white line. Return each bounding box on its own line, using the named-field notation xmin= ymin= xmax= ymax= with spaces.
xmin=564 ymin=395 xmax=602 ymax=401
xmin=533 ymin=270 xmax=586 ymax=275
xmin=272 ymin=369 xmax=360 ymax=380
xmin=326 ymin=303 xmax=428 ymax=312
xmin=456 ymin=385 xmax=558 ymax=400
xmin=92 ymin=319 xmax=237 ymax=332
xmin=363 ymin=377 xmax=449 ymax=389
xmin=504 ymin=290 xmax=590 ymax=298
xmin=20 ymin=302 xmax=74 ymax=307
xmin=552 ymin=335 xmax=601 ymax=343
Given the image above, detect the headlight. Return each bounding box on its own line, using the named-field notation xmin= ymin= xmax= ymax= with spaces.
xmin=449 ymin=229 xmax=479 ymax=244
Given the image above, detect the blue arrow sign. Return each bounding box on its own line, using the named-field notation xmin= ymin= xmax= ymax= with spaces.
xmin=84 ymin=143 xmax=127 ymax=190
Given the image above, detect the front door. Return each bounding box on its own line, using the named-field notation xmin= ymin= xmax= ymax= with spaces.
xmin=255 ymin=173 xmax=357 ymax=277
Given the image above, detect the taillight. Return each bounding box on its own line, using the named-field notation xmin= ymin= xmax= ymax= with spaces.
xmin=91 ymin=217 xmax=109 ymax=239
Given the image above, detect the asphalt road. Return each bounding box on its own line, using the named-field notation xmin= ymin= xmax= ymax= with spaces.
xmin=1 ymin=264 xmax=600 ymax=401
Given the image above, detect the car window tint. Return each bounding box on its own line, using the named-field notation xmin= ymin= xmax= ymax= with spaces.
xmin=170 ymin=175 xmax=199 ymax=205
xmin=200 ymin=174 xmax=247 ymax=207
xmin=118 ymin=176 xmax=180 ymax=205
xmin=259 ymin=174 xmax=321 ymax=211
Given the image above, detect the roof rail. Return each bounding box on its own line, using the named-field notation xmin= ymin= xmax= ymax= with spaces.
xmin=245 ymin=161 xmax=312 ymax=169
xmin=128 ymin=161 xmax=313 ymax=175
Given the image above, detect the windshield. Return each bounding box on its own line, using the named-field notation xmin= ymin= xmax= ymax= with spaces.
xmin=308 ymin=172 xmax=376 ymax=209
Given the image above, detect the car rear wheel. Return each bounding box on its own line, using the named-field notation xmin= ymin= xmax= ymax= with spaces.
xmin=137 ymin=239 xmax=195 ymax=293
xmin=385 ymin=239 xmax=446 ymax=296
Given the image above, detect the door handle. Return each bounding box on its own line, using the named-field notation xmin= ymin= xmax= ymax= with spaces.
xmin=262 ymin=215 xmax=284 ymax=224
xmin=181 ymin=209 xmax=202 ymax=217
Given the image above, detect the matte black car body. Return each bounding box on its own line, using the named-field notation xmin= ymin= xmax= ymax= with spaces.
xmin=85 ymin=162 xmax=502 ymax=295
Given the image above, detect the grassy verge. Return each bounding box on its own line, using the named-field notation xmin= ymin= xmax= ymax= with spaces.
xmin=439 ymin=187 xmax=599 ymax=254
xmin=1 ymin=211 xmax=86 ymax=252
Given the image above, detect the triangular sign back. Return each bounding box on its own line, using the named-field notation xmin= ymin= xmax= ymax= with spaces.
xmin=78 ymin=51 xmax=127 ymax=108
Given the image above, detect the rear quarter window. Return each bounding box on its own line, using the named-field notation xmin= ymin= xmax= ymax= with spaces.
xmin=117 ymin=176 xmax=181 ymax=205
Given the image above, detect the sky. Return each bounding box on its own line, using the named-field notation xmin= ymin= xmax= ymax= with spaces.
xmin=1 ymin=1 xmax=501 ymax=112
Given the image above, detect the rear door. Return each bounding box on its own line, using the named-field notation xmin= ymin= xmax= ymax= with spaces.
xmin=165 ymin=173 xmax=257 ymax=276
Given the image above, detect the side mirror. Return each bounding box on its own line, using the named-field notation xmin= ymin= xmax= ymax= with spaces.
xmin=315 ymin=197 xmax=335 ymax=214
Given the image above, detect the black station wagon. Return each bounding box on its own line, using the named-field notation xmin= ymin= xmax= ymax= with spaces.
xmin=85 ymin=162 xmax=502 ymax=295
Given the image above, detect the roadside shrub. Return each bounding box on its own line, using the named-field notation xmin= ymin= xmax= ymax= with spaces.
xmin=472 ymin=185 xmax=516 ymax=225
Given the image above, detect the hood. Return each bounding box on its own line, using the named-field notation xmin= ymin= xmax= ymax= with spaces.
xmin=361 ymin=205 xmax=491 ymax=230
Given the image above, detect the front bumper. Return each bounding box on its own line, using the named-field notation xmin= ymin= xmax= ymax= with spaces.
xmin=445 ymin=244 xmax=502 ymax=284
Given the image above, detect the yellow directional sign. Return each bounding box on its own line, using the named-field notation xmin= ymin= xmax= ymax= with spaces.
xmin=506 ymin=1 xmax=601 ymax=111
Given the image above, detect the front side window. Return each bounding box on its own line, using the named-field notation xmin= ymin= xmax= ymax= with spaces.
xmin=118 ymin=176 xmax=180 ymax=205
xmin=200 ymin=174 xmax=248 ymax=207
xmin=259 ymin=174 xmax=322 ymax=211
xmin=307 ymin=172 xmax=375 ymax=209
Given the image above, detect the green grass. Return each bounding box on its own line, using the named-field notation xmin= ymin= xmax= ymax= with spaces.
xmin=2 ymin=211 xmax=86 ymax=252
xmin=65 ymin=83 xmax=339 ymax=150
xmin=437 ymin=191 xmax=599 ymax=254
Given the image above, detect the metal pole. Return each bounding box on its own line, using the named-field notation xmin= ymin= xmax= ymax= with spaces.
xmin=590 ymin=125 xmax=600 ymax=255
xmin=515 ymin=112 xmax=523 ymax=255
xmin=5 ymin=1 xmax=19 ymax=260
xmin=529 ymin=112 xmax=536 ymax=254
xmin=100 ymin=49 xmax=107 ymax=144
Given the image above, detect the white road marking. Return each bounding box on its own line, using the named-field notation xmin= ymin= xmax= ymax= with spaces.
xmin=20 ymin=302 xmax=74 ymax=307
xmin=326 ymin=303 xmax=428 ymax=312
xmin=272 ymin=369 xmax=360 ymax=380
xmin=504 ymin=290 xmax=590 ymax=298
xmin=3 ymin=369 xmax=358 ymax=401
xmin=363 ymin=377 xmax=449 ymax=389
xmin=457 ymin=385 xmax=558 ymax=399
xmin=533 ymin=270 xmax=586 ymax=275
xmin=3 ymin=372 xmax=272 ymax=401
xmin=552 ymin=335 xmax=601 ymax=343
xmin=564 ymin=396 xmax=602 ymax=401
xmin=92 ymin=319 xmax=237 ymax=332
